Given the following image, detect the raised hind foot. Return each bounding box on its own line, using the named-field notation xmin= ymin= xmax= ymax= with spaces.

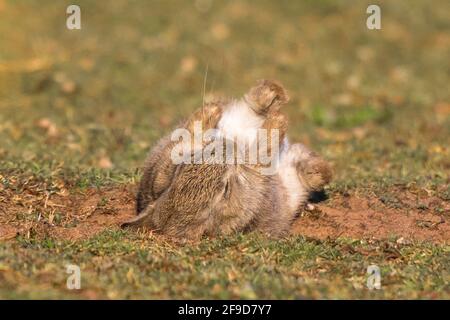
xmin=244 ymin=79 xmax=290 ymax=115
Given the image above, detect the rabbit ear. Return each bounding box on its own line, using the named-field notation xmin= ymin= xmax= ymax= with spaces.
xmin=121 ymin=205 xmax=154 ymax=229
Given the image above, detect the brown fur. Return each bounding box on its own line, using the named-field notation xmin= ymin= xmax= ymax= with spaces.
xmin=126 ymin=80 xmax=332 ymax=240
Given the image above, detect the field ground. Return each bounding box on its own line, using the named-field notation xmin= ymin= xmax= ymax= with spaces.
xmin=0 ymin=0 xmax=449 ymax=298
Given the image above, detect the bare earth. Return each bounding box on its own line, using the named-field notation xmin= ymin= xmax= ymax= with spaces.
xmin=1 ymin=186 xmax=448 ymax=244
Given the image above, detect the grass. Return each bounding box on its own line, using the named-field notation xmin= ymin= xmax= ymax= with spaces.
xmin=0 ymin=0 xmax=449 ymax=299
xmin=1 ymin=231 xmax=448 ymax=299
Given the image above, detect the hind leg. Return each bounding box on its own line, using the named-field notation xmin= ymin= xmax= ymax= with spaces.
xmin=240 ymin=80 xmax=290 ymax=170
xmin=244 ymin=79 xmax=290 ymax=115
xmin=244 ymin=79 xmax=290 ymax=149
xmin=261 ymin=112 xmax=288 ymax=153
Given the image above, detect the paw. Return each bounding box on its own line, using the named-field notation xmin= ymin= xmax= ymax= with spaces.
xmin=244 ymin=79 xmax=289 ymax=114
xmin=202 ymin=102 xmax=223 ymax=129
xmin=186 ymin=101 xmax=223 ymax=132
xmin=297 ymin=157 xmax=333 ymax=191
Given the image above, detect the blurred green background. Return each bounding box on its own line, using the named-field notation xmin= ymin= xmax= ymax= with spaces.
xmin=0 ymin=0 xmax=448 ymax=191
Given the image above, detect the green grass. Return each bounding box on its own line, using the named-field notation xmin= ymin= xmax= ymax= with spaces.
xmin=0 ymin=0 xmax=449 ymax=299
xmin=1 ymin=231 xmax=448 ymax=299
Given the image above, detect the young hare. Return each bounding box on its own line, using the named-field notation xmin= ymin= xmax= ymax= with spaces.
xmin=123 ymin=80 xmax=332 ymax=240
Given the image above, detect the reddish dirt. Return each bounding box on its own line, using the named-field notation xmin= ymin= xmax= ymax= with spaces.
xmin=47 ymin=188 xmax=136 ymax=240
xmin=292 ymin=194 xmax=450 ymax=244
xmin=0 ymin=186 xmax=135 ymax=241
xmin=0 ymin=186 xmax=449 ymax=244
